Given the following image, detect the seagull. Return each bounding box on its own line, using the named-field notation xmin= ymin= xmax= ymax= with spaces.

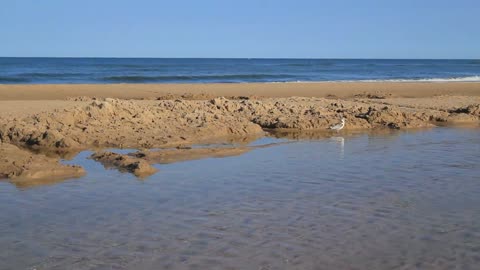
xmin=329 ymin=118 xmax=346 ymax=131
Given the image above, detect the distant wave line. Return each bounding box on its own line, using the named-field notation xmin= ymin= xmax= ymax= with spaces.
xmin=101 ymin=74 xmax=297 ymax=82
xmin=0 ymin=77 xmax=30 ymax=83
xmin=14 ymin=72 xmax=91 ymax=78
xmin=2 ymin=74 xmax=480 ymax=84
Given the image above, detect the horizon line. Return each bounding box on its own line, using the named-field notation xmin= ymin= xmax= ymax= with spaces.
xmin=1 ymin=56 xmax=479 ymax=61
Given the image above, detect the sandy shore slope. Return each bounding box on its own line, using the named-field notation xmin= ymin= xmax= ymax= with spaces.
xmin=1 ymin=82 xmax=479 ymax=184
xmin=1 ymin=82 xmax=480 ymax=100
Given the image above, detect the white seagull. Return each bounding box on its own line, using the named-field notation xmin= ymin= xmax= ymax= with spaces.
xmin=329 ymin=118 xmax=346 ymax=131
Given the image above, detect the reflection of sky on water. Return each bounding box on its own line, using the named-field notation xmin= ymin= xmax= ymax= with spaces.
xmin=1 ymin=127 xmax=479 ymax=270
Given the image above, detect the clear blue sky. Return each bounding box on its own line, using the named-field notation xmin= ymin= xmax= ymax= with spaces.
xmin=1 ymin=0 xmax=479 ymax=58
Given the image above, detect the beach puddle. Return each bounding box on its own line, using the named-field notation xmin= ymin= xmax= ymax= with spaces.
xmin=1 ymin=127 xmax=479 ymax=269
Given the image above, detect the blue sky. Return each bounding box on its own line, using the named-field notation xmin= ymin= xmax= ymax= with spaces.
xmin=1 ymin=0 xmax=479 ymax=58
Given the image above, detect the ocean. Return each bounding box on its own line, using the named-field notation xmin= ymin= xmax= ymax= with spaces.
xmin=0 ymin=58 xmax=479 ymax=84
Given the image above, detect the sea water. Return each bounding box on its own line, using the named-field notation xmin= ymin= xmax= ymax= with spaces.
xmin=0 ymin=58 xmax=479 ymax=84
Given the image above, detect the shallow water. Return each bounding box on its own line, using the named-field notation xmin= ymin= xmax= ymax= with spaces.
xmin=1 ymin=127 xmax=480 ymax=270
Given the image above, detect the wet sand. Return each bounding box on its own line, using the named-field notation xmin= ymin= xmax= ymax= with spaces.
xmin=0 ymin=143 xmax=85 ymax=181
xmin=0 ymin=82 xmax=479 ymax=180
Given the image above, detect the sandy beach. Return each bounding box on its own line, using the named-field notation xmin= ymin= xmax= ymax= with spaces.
xmin=1 ymin=82 xmax=480 ymax=101
xmin=3 ymin=2 xmax=480 ymax=268
xmin=1 ymin=82 xmax=479 ymax=182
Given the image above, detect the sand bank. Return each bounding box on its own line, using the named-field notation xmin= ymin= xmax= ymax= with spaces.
xmin=0 ymin=82 xmax=479 ymax=182
xmin=0 ymin=143 xmax=85 ymax=187
xmin=91 ymin=151 xmax=157 ymax=178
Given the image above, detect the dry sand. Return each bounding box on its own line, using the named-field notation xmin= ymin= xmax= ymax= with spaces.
xmin=1 ymin=82 xmax=480 ymax=101
xmin=0 ymin=82 xmax=479 ymax=183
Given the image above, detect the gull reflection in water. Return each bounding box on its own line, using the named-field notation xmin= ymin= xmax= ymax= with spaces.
xmin=330 ymin=136 xmax=345 ymax=160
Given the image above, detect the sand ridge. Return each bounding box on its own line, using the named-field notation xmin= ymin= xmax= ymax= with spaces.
xmin=2 ymin=96 xmax=479 ymax=151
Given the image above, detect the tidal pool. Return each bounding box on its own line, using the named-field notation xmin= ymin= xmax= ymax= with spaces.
xmin=1 ymin=127 xmax=479 ymax=270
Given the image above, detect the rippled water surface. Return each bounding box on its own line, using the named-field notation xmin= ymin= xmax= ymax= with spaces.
xmin=1 ymin=58 xmax=480 ymax=83
xmin=1 ymin=128 xmax=480 ymax=270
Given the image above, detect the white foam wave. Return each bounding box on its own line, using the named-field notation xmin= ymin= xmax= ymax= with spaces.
xmin=359 ymin=76 xmax=480 ymax=82
xmin=264 ymin=76 xmax=480 ymax=84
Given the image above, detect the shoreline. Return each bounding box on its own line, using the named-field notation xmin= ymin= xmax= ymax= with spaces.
xmin=1 ymin=82 xmax=479 ymax=183
xmin=1 ymin=82 xmax=480 ymax=101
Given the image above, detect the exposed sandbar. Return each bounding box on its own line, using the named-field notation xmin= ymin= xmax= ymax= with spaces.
xmin=0 ymin=82 xmax=479 ymax=182
xmin=91 ymin=151 xmax=157 ymax=178
xmin=0 ymin=143 xmax=85 ymax=188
